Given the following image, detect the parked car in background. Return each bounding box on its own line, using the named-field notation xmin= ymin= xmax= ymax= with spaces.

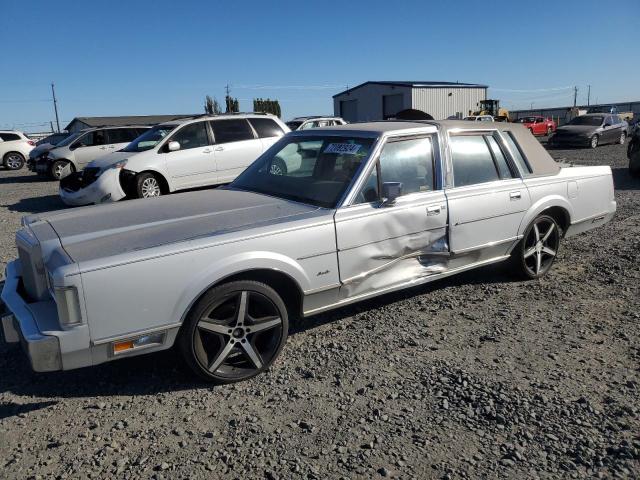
xmin=2 ymin=121 xmax=615 ymax=383
xmin=462 ymin=115 xmax=494 ymax=122
xmin=549 ymin=114 xmax=628 ymax=148
xmin=37 ymin=126 xmax=151 ymax=179
xmin=0 ymin=130 xmax=35 ymax=170
xmin=285 ymin=116 xmax=346 ymax=130
xmin=628 ymin=128 xmax=640 ymax=177
xmin=59 ymin=113 xmax=289 ymax=206
xmin=586 ymin=105 xmax=633 ymax=123
xmin=36 ymin=132 xmax=71 ymax=147
xmin=514 ymin=116 xmax=556 ymax=136
xmin=27 ymin=132 xmax=73 ymax=172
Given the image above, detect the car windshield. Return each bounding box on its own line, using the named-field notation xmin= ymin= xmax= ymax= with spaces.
xmin=54 ymin=132 xmax=82 ymax=147
xmin=285 ymin=121 xmax=303 ymax=130
xmin=230 ymin=135 xmax=376 ymax=208
xmin=121 ymin=124 xmax=178 ymax=152
xmin=568 ymin=116 xmax=603 ymax=126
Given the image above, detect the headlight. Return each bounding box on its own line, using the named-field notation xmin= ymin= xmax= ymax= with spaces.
xmin=109 ymin=159 xmax=128 ymax=170
xmin=54 ymin=286 xmax=83 ymax=327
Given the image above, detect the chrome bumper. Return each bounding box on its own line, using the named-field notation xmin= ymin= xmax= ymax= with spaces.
xmin=0 ymin=262 xmax=62 ymax=372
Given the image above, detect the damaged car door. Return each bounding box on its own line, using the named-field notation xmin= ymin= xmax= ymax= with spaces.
xmin=334 ymin=135 xmax=448 ymax=298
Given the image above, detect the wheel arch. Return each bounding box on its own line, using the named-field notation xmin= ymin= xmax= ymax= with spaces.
xmin=136 ymin=169 xmax=170 ymax=194
xmin=172 ymin=253 xmax=311 ymax=332
xmin=519 ymin=196 xmax=572 ymax=237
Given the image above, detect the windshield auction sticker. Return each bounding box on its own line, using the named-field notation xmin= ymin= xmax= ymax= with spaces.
xmin=324 ymin=143 xmax=361 ymax=155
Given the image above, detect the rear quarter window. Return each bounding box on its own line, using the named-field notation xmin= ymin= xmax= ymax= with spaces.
xmin=248 ymin=118 xmax=285 ymax=139
xmin=501 ymin=132 xmax=532 ymax=176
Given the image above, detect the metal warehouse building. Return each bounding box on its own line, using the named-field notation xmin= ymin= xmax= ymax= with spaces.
xmin=333 ymin=81 xmax=487 ymax=122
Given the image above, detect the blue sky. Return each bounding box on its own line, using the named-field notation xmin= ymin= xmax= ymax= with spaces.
xmin=1 ymin=0 xmax=638 ymax=132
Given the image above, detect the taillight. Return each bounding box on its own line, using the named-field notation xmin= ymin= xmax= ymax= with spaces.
xmin=27 ymin=140 xmax=35 ymax=146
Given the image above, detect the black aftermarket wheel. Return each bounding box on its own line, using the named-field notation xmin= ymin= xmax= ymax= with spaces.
xmin=179 ymin=281 xmax=288 ymax=383
xmin=512 ymin=215 xmax=561 ymax=280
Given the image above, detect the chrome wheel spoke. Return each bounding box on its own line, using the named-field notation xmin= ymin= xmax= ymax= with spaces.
xmin=249 ymin=316 xmax=281 ymax=333
xmin=535 ymin=251 xmax=542 ymax=274
xmin=542 ymin=223 xmax=555 ymax=241
xmin=524 ymin=246 xmax=537 ymax=258
xmin=198 ymin=320 xmax=231 ymax=335
xmin=235 ymin=291 xmax=248 ymax=325
xmin=241 ymin=341 xmax=263 ymax=369
xmin=542 ymin=246 xmax=556 ymax=256
xmin=533 ymin=224 xmax=541 ymax=242
xmin=208 ymin=340 xmax=236 ymax=372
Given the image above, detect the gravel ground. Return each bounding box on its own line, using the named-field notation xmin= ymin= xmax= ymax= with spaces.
xmin=0 ymin=140 xmax=638 ymax=479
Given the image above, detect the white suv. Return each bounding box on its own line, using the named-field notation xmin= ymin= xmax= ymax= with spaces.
xmin=0 ymin=131 xmax=35 ymax=170
xmin=59 ymin=113 xmax=289 ymax=206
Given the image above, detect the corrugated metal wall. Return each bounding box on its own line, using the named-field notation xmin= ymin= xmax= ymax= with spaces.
xmin=412 ymin=87 xmax=487 ymax=120
xmin=333 ymin=84 xmax=413 ymax=122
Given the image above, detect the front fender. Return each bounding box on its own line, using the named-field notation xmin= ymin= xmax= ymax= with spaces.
xmin=518 ymin=194 xmax=574 ymax=236
xmin=171 ymin=251 xmax=311 ymax=324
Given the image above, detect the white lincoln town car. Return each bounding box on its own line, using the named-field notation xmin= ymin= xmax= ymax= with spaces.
xmin=1 ymin=121 xmax=615 ymax=383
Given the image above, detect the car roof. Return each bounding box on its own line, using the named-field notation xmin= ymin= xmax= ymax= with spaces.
xmin=78 ymin=125 xmax=153 ymax=132
xmin=159 ymin=113 xmax=279 ymax=127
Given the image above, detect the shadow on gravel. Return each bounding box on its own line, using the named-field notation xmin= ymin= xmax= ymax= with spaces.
xmin=5 ymin=195 xmax=67 ymax=214
xmin=0 ymin=173 xmax=48 ymax=185
xmin=0 ymin=400 xmax=58 ymax=420
xmin=612 ymin=167 xmax=639 ymax=191
xmin=0 ymin=263 xmax=517 ymax=398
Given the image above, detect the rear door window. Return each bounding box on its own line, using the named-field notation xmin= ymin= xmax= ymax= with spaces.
xmin=210 ymin=119 xmax=255 ymax=144
xmin=107 ymin=128 xmax=139 ymax=144
xmin=248 ymin=118 xmax=285 ymax=139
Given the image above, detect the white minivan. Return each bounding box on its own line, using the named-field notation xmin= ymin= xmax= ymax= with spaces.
xmin=59 ymin=113 xmax=289 ymax=206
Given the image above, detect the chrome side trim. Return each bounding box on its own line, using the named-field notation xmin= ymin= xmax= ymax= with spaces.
xmin=570 ymin=210 xmax=611 ymax=225
xmin=92 ymin=322 xmax=182 ymax=346
xmin=303 ymin=283 xmax=342 ymax=295
xmin=303 ymin=254 xmax=511 ymax=316
xmin=451 ymin=235 xmax=522 ymax=255
xmin=338 ymin=225 xmax=446 ymax=252
xmin=455 ymin=210 xmax=526 ymax=226
xmin=296 ymin=250 xmax=336 ymax=261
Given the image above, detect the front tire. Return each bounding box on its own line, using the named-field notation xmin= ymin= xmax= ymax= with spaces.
xmin=512 ymin=215 xmax=561 ymax=280
xmin=3 ymin=152 xmax=25 ymax=170
xmin=269 ymin=158 xmax=287 ymax=175
xmin=589 ymin=135 xmax=599 ymax=149
xmin=50 ymin=160 xmax=73 ymax=180
xmin=135 ymin=173 xmax=162 ymax=198
xmin=178 ymin=281 xmax=288 ymax=383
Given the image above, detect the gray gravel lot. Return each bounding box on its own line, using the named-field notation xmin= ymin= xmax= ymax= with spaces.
xmin=0 ymin=141 xmax=638 ymax=479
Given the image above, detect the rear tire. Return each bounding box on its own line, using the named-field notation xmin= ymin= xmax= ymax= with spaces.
xmin=178 ymin=280 xmax=288 ymax=383
xmin=135 ymin=173 xmax=162 ymax=198
xmin=619 ymin=132 xmax=626 ymax=145
xmin=589 ymin=135 xmax=599 ymax=149
xmin=546 ymin=126 xmax=553 ymax=136
xmin=511 ymin=215 xmax=561 ymax=280
xmin=3 ymin=152 xmax=25 ymax=170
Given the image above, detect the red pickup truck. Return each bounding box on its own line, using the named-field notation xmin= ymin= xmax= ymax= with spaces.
xmin=515 ymin=116 xmax=557 ymax=136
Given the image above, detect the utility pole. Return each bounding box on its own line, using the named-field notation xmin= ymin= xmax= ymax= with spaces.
xmin=587 ymin=85 xmax=591 ymax=106
xmin=51 ymin=82 xmax=60 ymax=132
xmin=573 ymin=86 xmax=578 ymax=108
xmin=50 ymin=121 xmax=54 ymax=133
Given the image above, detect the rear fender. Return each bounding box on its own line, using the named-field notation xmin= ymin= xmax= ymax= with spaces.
xmin=518 ymin=195 xmax=573 ymax=236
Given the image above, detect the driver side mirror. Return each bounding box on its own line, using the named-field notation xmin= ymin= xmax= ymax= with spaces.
xmin=381 ymin=182 xmax=402 ymax=206
xmin=167 ymin=141 xmax=181 ymax=152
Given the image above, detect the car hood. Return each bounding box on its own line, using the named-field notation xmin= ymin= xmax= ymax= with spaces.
xmin=25 ymin=189 xmax=322 ymax=264
xmin=87 ymin=151 xmax=132 ymax=170
xmin=29 ymin=143 xmax=54 ymax=158
xmin=556 ymin=125 xmax=598 ymax=135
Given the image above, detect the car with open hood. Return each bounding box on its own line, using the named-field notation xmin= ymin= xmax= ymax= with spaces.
xmin=2 ymin=121 xmax=615 ymax=383
xmin=549 ymin=113 xmax=627 ymax=148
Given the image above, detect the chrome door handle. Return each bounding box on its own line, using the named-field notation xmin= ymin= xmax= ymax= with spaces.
xmin=510 ymin=191 xmax=522 ymax=200
xmin=426 ymin=205 xmax=441 ymax=216
xmin=214 ymin=146 xmax=224 ymax=152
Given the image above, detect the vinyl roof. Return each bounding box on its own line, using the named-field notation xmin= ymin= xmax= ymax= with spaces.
xmin=333 ymin=81 xmax=488 ymax=97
